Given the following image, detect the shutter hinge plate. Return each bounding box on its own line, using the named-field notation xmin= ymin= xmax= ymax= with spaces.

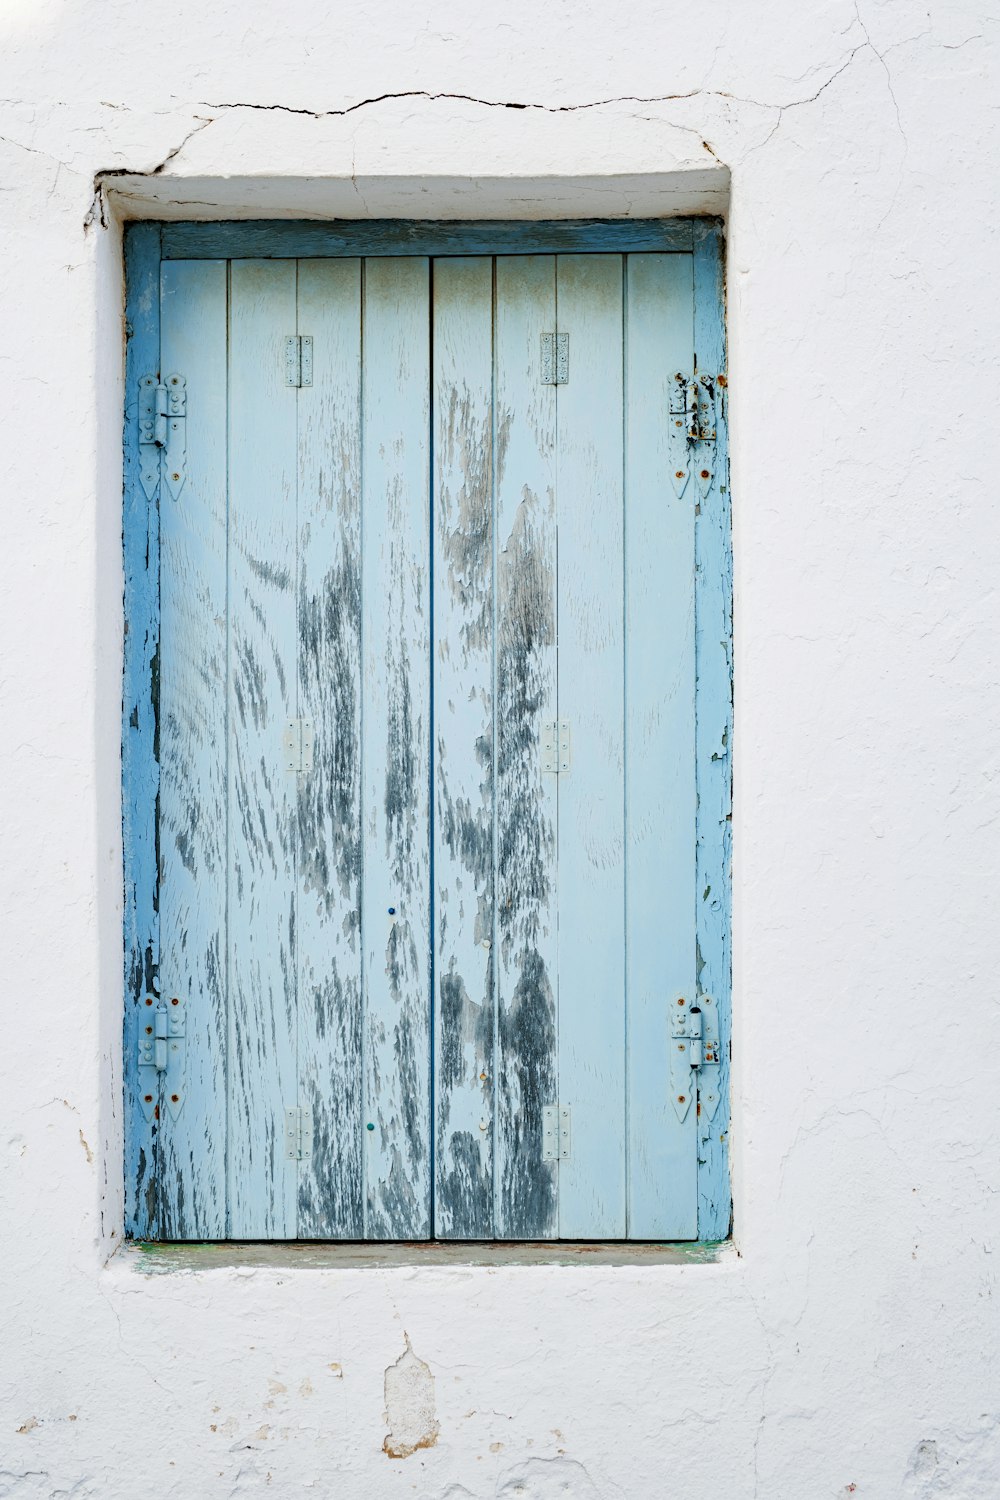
xmin=542 ymin=1105 xmax=571 ymax=1160
xmin=138 ymin=373 xmax=187 ymax=500
xmin=541 ymin=719 xmax=571 ymax=774
xmin=540 ymin=332 xmax=569 ymax=385
xmin=283 ymin=718 xmax=314 ymax=774
xmin=284 ymin=1107 xmax=314 ymax=1161
xmin=669 ymin=995 xmax=721 ymax=1122
xmin=285 ymin=335 xmax=313 ymax=388
xmin=668 ymin=372 xmax=721 ymax=499
xmin=137 ymin=993 xmax=185 ymax=1121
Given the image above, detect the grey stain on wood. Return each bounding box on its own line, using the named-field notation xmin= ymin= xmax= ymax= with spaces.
xmin=495 ymin=492 xmax=557 ymax=1237
xmin=432 ymin=261 xmax=497 ymax=1238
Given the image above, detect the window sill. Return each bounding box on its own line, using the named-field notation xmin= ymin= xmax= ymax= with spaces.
xmin=118 ymin=1239 xmax=733 ymax=1274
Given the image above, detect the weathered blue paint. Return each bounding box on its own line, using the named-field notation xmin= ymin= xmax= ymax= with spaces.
xmin=161 ymin=218 xmax=697 ymax=261
xmin=555 ymin=254 xmax=628 ymax=1236
xmin=122 ymin=219 xmax=732 ymax=1243
xmin=624 ymin=252 xmax=699 ymax=1238
xmin=492 ymin=256 xmax=559 ymax=1239
xmin=123 ymin=222 xmax=161 ymax=1239
xmin=693 ymin=221 xmax=732 ymax=1239
xmin=432 ymin=257 xmax=496 ymax=1239
xmin=158 ymin=258 xmax=229 ymax=1238
xmin=360 ymin=258 xmax=434 ymax=1238
xmin=295 ymin=258 xmax=366 ymax=1238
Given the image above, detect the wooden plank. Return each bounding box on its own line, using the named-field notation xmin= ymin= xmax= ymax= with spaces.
xmin=624 ymin=253 xmax=698 ymax=1238
xmin=431 ymin=258 xmax=496 ymax=1239
xmin=123 ymin=223 xmax=161 ymax=1239
xmin=361 ymin=257 xmax=433 ymax=1239
xmin=157 ymin=260 xmax=229 ymax=1238
xmin=227 ymin=260 xmax=299 ymax=1238
xmin=493 ymin=256 xmax=559 ymax=1239
xmin=162 ymin=219 xmax=697 ymax=262
xmin=693 ymin=223 xmax=732 ymax=1239
xmin=295 ymin=260 xmax=365 ymax=1238
xmin=554 ymin=254 xmax=626 ymax=1238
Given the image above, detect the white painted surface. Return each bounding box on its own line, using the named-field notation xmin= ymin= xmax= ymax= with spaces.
xmin=1 ymin=1 xmax=998 ymax=1495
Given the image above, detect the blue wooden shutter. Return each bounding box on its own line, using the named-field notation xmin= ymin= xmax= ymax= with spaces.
xmin=126 ymin=234 xmax=729 ymax=1243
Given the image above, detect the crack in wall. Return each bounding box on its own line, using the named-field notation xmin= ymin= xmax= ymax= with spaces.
xmin=84 ymin=41 xmax=880 ymax=213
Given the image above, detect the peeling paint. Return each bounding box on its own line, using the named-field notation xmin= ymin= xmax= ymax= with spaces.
xmin=383 ymin=1337 xmax=439 ymax=1459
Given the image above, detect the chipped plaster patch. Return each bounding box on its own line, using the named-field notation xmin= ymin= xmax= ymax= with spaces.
xmin=383 ymin=1335 xmax=439 ymax=1459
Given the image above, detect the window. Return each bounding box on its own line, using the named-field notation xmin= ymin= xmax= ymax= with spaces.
xmin=123 ymin=220 xmax=731 ymax=1242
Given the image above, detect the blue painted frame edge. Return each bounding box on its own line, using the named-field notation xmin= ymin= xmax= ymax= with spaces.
xmin=159 ymin=216 xmax=709 ymax=259
xmin=693 ymin=219 xmax=733 ymax=1239
xmin=123 ymin=222 xmax=161 ymax=1237
xmin=121 ymin=216 xmax=732 ymax=1242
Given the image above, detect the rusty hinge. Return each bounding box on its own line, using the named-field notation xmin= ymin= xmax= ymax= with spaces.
xmin=668 ymin=372 xmax=722 ymax=499
xmin=138 ymin=373 xmax=187 ymax=500
xmin=669 ymin=994 xmax=721 ymax=1123
xmin=137 ymin=992 xmax=185 ymax=1121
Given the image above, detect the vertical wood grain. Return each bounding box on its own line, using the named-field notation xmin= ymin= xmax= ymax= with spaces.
xmin=493 ymin=256 xmax=559 ymax=1239
xmin=693 ymin=225 xmax=732 ymax=1240
xmin=361 ymin=258 xmax=433 ymax=1239
xmin=295 ymin=260 xmax=365 ymax=1238
xmin=624 ymin=254 xmax=699 ymax=1238
xmin=554 ymin=254 xmax=627 ymax=1238
xmin=123 ymin=223 xmax=161 ymax=1239
xmin=158 ymin=260 xmax=229 ymax=1238
xmin=431 ymin=258 xmax=495 ymax=1238
xmin=227 ymin=260 xmax=299 ymax=1238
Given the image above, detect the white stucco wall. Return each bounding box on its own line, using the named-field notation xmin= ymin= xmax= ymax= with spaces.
xmin=2 ymin=1 xmax=998 ymax=1495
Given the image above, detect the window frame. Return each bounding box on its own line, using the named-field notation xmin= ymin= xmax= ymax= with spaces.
xmin=122 ymin=217 xmax=732 ymax=1242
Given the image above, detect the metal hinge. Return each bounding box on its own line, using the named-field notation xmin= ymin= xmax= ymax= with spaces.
xmin=284 ymin=335 xmax=313 ymax=388
xmin=284 ymin=1107 xmax=314 ymax=1161
xmin=283 ymin=718 xmax=314 ymax=774
xmin=540 ymin=332 xmax=569 ymax=385
xmin=137 ymin=993 xmax=185 ymax=1121
xmin=667 ymin=372 xmax=722 ymax=499
xmin=542 ymin=1105 xmax=571 ymax=1161
xmin=669 ymin=995 xmax=721 ymax=1122
xmin=541 ymin=720 xmax=571 ymax=774
xmin=138 ymin=373 xmax=187 ymax=500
